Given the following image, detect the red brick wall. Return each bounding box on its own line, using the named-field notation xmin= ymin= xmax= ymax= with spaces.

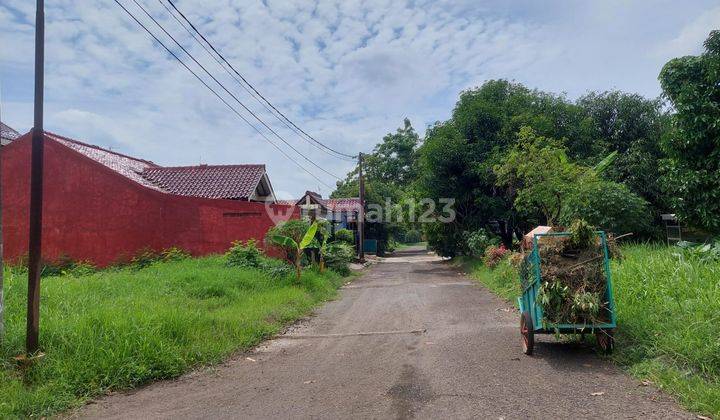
xmin=1 ymin=134 xmax=298 ymax=266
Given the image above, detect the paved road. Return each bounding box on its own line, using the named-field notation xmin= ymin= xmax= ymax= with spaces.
xmin=79 ymin=246 xmax=690 ymax=419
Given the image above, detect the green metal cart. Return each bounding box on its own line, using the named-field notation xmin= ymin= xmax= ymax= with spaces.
xmin=517 ymin=231 xmax=616 ymax=355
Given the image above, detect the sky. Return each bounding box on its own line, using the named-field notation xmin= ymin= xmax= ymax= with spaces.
xmin=1 ymin=1 xmax=718 ymax=198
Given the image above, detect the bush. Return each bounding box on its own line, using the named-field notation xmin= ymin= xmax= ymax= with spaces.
xmin=560 ymin=180 xmax=651 ymax=236
xmin=463 ymin=229 xmax=499 ymax=256
xmin=226 ymin=239 xmax=293 ymax=279
xmin=161 ymin=247 xmax=190 ymax=262
xmin=324 ymin=242 xmax=355 ymax=276
xmin=41 ymin=256 xmax=96 ymax=277
xmin=483 ymin=244 xmax=509 ymax=268
xmin=333 ymin=228 xmax=355 ymax=245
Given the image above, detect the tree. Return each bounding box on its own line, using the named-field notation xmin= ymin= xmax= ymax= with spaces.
xmin=494 ymin=127 xmax=586 ymax=225
xmin=576 ymin=91 xmax=671 ymax=213
xmin=332 ymin=119 xmax=421 ymax=254
xmin=659 ymin=30 xmax=720 ymax=232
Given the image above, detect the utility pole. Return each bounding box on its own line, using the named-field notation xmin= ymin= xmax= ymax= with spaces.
xmin=358 ymin=153 xmax=365 ymax=262
xmin=0 ymin=93 xmax=5 ymax=342
xmin=27 ymin=0 xmax=45 ymax=355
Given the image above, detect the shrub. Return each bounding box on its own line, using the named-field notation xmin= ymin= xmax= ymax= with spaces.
xmin=324 ymin=242 xmax=355 ymax=276
xmin=161 ymin=247 xmax=190 ymax=262
xmin=130 ymin=248 xmax=161 ymax=269
xmin=483 ymin=244 xmax=509 ymax=268
xmin=333 ymin=228 xmax=355 ymax=245
xmin=560 ymin=180 xmax=651 ymax=236
xmin=226 ymin=239 xmax=264 ymax=268
xmin=225 ymin=239 xmax=293 ymax=279
xmin=463 ymin=229 xmax=499 ymax=256
xmin=41 ymin=256 xmax=96 ymax=277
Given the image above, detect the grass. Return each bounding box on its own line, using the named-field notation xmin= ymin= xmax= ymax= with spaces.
xmin=0 ymin=256 xmax=347 ymax=417
xmin=463 ymin=244 xmax=720 ymax=418
xmin=395 ymin=242 xmax=428 ymax=250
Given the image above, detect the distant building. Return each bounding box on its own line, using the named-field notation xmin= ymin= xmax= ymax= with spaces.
xmin=291 ymin=191 xmax=361 ymax=231
xmin=1 ymin=122 xmax=20 ymax=146
xmin=1 ymin=131 xmax=295 ymax=266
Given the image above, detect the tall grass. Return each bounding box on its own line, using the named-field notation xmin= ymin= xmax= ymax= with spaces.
xmin=466 ymin=244 xmax=720 ymax=417
xmin=0 ymin=256 xmax=345 ymax=417
xmin=611 ymin=244 xmax=720 ymax=416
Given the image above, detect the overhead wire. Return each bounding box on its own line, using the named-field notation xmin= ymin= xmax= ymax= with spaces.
xmin=112 ymin=0 xmax=336 ymax=189
xmin=163 ymin=0 xmax=358 ymax=161
xmin=129 ymin=0 xmax=344 ymax=181
xmin=157 ymin=0 xmax=355 ymax=162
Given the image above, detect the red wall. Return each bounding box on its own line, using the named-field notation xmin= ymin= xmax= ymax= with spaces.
xmin=1 ymin=134 xmax=298 ymax=266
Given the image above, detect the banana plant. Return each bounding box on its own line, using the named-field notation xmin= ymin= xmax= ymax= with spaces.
xmin=272 ymin=221 xmax=319 ymax=281
xmin=313 ymin=220 xmax=331 ymax=273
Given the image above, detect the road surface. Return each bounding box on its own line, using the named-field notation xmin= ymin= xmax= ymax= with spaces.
xmin=79 ymin=246 xmax=690 ymax=419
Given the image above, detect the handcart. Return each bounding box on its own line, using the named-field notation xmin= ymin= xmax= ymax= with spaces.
xmin=517 ymin=231 xmax=616 ymax=355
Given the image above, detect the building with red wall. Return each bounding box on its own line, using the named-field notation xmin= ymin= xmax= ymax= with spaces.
xmin=1 ymin=131 xmax=298 ymax=266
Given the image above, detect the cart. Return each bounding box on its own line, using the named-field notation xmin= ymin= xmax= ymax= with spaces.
xmin=517 ymin=231 xmax=616 ymax=355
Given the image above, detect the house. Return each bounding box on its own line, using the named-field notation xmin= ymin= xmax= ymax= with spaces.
xmin=1 ymin=122 xmax=20 ymax=146
xmin=1 ymin=131 xmax=296 ymax=266
xmin=292 ymin=191 xmax=361 ymax=231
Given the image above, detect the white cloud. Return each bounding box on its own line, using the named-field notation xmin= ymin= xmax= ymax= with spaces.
xmin=1 ymin=0 xmax=718 ymax=197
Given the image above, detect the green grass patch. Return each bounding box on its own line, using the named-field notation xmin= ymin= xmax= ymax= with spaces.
xmin=395 ymin=242 xmax=428 ymax=250
xmin=462 ymin=244 xmax=720 ymax=417
xmin=0 ymin=256 xmax=347 ymax=417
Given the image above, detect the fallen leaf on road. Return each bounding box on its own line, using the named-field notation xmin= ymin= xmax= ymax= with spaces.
xmin=425 ymin=342 xmax=435 ymax=345
xmin=245 ymin=357 xmax=256 ymax=362
xmin=640 ymin=380 xmax=653 ymax=386
xmin=697 ymin=416 xmax=711 ymax=420
xmin=582 ymin=364 xmax=592 ymax=368
xmin=590 ymin=392 xmax=605 ymax=396
xmin=303 ymin=380 xmax=315 ymax=384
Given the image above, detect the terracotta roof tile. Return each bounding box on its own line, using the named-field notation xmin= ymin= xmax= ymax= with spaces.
xmin=47 ymin=132 xmax=162 ymax=191
xmin=141 ymin=165 xmax=266 ymax=200
xmin=326 ymin=198 xmax=361 ymax=212
xmin=1 ymin=122 xmax=20 ymax=145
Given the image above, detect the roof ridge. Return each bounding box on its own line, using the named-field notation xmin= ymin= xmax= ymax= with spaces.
xmin=144 ymin=164 xmax=265 ymax=171
xmin=45 ymin=131 xmax=159 ymax=167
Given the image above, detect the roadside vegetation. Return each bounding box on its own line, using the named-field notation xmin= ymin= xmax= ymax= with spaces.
xmin=461 ymin=242 xmax=720 ymax=417
xmin=0 ymin=232 xmax=354 ymax=417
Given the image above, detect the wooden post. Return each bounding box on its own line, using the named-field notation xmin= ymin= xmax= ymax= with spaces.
xmin=27 ymin=0 xmax=45 ymax=355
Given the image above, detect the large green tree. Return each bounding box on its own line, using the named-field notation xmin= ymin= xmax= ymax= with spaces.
xmin=659 ymin=30 xmax=720 ymax=232
xmin=576 ymin=91 xmax=671 ymax=214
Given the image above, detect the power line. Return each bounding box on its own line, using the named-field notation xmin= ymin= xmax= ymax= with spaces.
xmin=129 ymin=0 xmax=343 ymax=181
xmin=112 ymin=0 xmax=335 ymax=189
xmin=163 ymin=0 xmax=358 ymax=161
xmin=157 ymin=0 xmax=355 ymax=163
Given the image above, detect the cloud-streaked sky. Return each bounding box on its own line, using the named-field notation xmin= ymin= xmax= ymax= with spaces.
xmin=1 ymin=1 xmax=718 ymax=198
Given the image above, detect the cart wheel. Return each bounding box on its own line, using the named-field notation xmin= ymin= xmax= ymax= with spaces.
xmin=520 ymin=311 xmax=534 ymax=355
xmin=596 ymin=330 xmax=614 ymax=354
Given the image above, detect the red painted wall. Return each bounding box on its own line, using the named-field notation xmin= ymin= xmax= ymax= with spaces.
xmin=1 ymin=134 xmax=298 ymax=266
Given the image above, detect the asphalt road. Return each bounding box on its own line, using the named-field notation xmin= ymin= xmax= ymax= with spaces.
xmin=79 ymin=246 xmax=691 ymax=419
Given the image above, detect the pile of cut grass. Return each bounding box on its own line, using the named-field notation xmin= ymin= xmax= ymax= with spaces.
xmin=465 ymin=244 xmax=720 ymax=417
xmin=0 ymin=256 xmax=346 ymax=417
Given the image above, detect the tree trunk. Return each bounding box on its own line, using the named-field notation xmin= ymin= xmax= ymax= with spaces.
xmin=295 ymin=249 xmax=302 ymax=282
xmin=497 ymin=220 xmax=514 ymax=249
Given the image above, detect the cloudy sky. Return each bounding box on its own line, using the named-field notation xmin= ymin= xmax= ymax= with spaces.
xmin=1 ymin=1 xmax=718 ymax=198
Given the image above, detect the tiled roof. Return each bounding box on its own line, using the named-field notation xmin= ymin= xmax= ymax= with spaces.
xmin=295 ymin=191 xmax=361 ymax=212
xmin=46 ymin=132 xmax=269 ymax=200
xmin=141 ymin=165 xmax=266 ymax=200
xmin=326 ymin=198 xmax=361 ymax=212
xmin=275 ymin=200 xmax=297 ymax=206
xmin=1 ymin=122 xmax=20 ymax=145
xmin=47 ymin=132 xmax=163 ymax=191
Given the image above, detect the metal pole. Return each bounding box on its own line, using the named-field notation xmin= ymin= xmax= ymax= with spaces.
xmin=0 ymin=93 xmax=5 ymax=342
xmin=358 ymin=153 xmax=365 ymax=262
xmin=27 ymin=0 xmax=44 ymax=355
